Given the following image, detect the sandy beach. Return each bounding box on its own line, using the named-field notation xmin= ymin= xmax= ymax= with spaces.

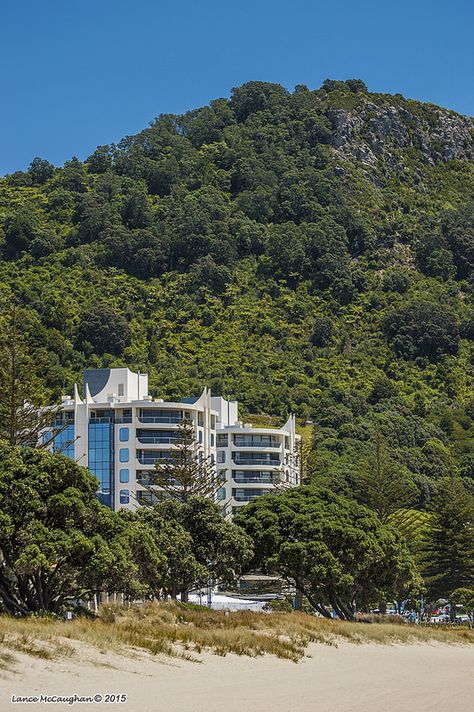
xmin=2 ymin=641 xmax=474 ymax=712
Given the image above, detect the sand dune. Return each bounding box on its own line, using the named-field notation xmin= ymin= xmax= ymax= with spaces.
xmin=2 ymin=641 xmax=474 ymax=712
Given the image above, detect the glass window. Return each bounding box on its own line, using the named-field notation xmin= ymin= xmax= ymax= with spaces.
xmin=198 ymin=430 xmax=203 ymax=443
xmin=217 ymin=487 xmax=226 ymax=501
xmin=217 ymin=451 xmax=225 ymax=463
xmin=211 ymin=415 xmax=216 ymax=429
xmin=119 ymin=448 xmax=129 ymax=463
xmin=210 ymin=433 xmax=215 ymax=446
xmin=118 ymin=383 xmax=124 ymax=396
xmin=119 ymin=468 xmax=129 ymax=483
xmin=119 ymin=489 xmax=130 ymax=504
xmin=217 ymin=434 xmax=228 ymax=447
xmin=88 ymin=420 xmax=113 ymax=509
xmin=119 ymin=427 xmax=129 ymax=442
xmin=198 ymin=412 xmax=204 ymax=426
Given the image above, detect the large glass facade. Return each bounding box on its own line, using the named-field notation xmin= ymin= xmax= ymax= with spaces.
xmin=88 ymin=420 xmax=114 ymax=509
xmin=51 ymin=413 xmax=75 ymax=460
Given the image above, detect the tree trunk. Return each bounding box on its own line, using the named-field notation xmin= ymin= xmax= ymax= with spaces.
xmin=294 ymin=590 xmax=303 ymax=611
xmin=304 ymin=591 xmax=332 ymax=618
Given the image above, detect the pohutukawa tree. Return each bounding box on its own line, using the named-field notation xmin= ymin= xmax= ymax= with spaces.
xmin=0 ymin=445 xmax=161 ymax=615
xmin=130 ymin=497 xmax=253 ymax=601
xmin=235 ymin=485 xmax=421 ymax=620
xmin=143 ymin=419 xmax=224 ymax=503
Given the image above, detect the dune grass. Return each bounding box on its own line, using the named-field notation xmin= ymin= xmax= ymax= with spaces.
xmin=1 ymin=602 xmax=473 ymax=672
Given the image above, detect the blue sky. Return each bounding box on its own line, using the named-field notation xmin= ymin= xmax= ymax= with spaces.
xmin=1 ymin=0 xmax=473 ymax=175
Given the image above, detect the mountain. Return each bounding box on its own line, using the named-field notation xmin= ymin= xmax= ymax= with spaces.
xmin=1 ymin=79 xmax=474 ymax=500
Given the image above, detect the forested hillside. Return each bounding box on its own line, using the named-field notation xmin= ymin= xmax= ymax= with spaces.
xmin=1 ymin=78 xmax=474 ymax=501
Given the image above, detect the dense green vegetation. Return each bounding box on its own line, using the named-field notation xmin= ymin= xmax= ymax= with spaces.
xmin=1 ymin=79 xmax=474 ymax=606
xmin=235 ymin=486 xmax=420 ymax=620
xmin=0 ymin=446 xmax=252 ymax=615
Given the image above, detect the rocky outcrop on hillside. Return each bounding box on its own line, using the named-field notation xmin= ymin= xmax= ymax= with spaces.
xmin=327 ymin=99 xmax=474 ymax=171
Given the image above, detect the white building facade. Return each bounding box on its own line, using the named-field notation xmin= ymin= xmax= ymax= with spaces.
xmin=51 ymin=368 xmax=300 ymax=515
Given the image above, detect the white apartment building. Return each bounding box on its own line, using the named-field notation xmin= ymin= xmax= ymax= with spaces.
xmin=50 ymin=367 xmax=300 ymax=515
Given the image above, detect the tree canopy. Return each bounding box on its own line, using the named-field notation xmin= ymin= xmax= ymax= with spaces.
xmin=235 ymin=486 xmax=420 ymax=619
xmin=0 ymin=446 xmax=160 ymax=614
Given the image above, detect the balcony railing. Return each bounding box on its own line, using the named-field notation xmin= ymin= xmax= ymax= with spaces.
xmin=233 ymin=439 xmax=280 ymax=448
xmin=233 ymin=476 xmax=279 ymax=484
xmin=89 ymin=417 xmax=114 ymax=424
xmin=233 ymin=493 xmax=265 ymax=502
xmin=138 ymin=416 xmax=182 ymax=424
xmin=137 ymin=436 xmax=180 ymax=445
xmin=233 ymin=459 xmax=280 ymax=466
xmin=137 ymin=456 xmax=172 ymax=465
xmin=136 ymin=476 xmax=153 ymax=486
xmin=137 ymin=477 xmax=181 ymax=487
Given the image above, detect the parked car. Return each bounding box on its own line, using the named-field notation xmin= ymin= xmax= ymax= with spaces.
xmin=430 ymin=614 xmax=450 ymax=624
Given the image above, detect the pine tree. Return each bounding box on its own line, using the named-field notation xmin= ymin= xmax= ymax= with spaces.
xmin=421 ymin=476 xmax=474 ymax=610
xmin=354 ymin=431 xmax=417 ymax=522
xmin=142 ymin=419 xmax=223 ymax=503
xmin=0 ymin=305 xmax=58 ymax=447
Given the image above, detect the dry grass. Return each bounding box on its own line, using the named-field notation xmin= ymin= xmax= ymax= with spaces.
xmin=1 ymin=603 xmax=473 ymax=671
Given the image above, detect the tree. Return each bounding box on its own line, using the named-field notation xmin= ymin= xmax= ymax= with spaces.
xmin=3 ymin=207 xmax=41 ymax=258
xmin=143 ymin=419 xmax=223 ymax=503
xmin=230 ymin=81 xmax=289 ymax=122
xmin=420 ymin=477 xmax=474 ymax=610
xmin=441 ymin=202 xmax=474 ymax=279
xmin=76 ymin=304 xmax=132 ymax=356
xmin=450 ymin=587 xmax=474 ymax=619
xmin=235 ymin=486 xmax=420 ymax=620
xmin=28 ymin=157 xmax=55 ymax=184
xmin=383 ymin=300 xmax=459 ymax=361
xmin=310 ymin=315 xmax=333 ymax=347
xmin=354 ymin=432 xmax=417 ymax=521
xmin=0 ymin=305 xmax=58 ymax=447
xmin=0 ymin=446 xmax=159 ymax=614
xmin=128 ymin=507 xmax=207 ymax=599
xmin=151 ymin=496 xmax=253 ymax=601
xmin=86 ymin=145 xmax=113 ymax=174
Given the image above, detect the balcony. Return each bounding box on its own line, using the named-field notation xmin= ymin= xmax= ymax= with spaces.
xmin=232 ymin=489 xmax=267 ymax=502
xmin=136 ymin=475 xmax=153 ymax=486
xmin=137 ymin=435 xmax=180 ymax=445
xmin=137 ymin=476 xmax=181 ymax=487
xmin=232 ymin=438 xmax=280 ymax=448
xmin=137 ymin=458 xmax=173 ymax=466
xmin=136 ymin=450 xmax=172 ymax=465
xmin=138 ymin=416 xmax=182 ymax=424
xmin=138 ymin=409 xmax=184 ymax=424
xmin=233 ymin=458 xmax=280 ymax=466
xmin=233 ymin=476 xmax=279 ymax=484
